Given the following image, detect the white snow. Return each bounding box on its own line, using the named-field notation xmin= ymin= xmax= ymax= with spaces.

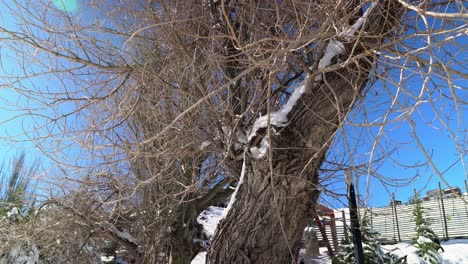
xmin=249 ymin=137 xmax=270 ymax=159
xmin=248 ymin=82 xmax=306 ymax=142
xmin=245 ymin=1 xmax=378 ymax=159
xmin=7 ymin=207 xmax=24 ymax=221
xmin=341 ymin=2 xmax=378 ymax=37
xmin=416 ymin=236 xmax=433 ymax=244
xmin=191 ymin=251 xmax=206 ymax=264
xmin=196 ymin=206 xmax=225 ymax=239
xmin=297 ymin=239 xmax=468 ymax=264
xmin=101 ymin=256 xmax=115 ymax=262
xmin=199 ymin=141 xmax=211 ymax=150
xmin=298 ymin=247 xmax=331 ymax=264
xmin=315 ymin=1 xmax=378 ymax=82
xmin=383 ymin=239 xmax=468 ymax=264
xmin=317 ymin=39 xmax=345 ymax=71
xmin=247 ymin=83 xmax=306 ymax=159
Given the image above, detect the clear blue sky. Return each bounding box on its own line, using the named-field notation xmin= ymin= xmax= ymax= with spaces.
xmin=0 ymin=1 xmax=466 ymax=208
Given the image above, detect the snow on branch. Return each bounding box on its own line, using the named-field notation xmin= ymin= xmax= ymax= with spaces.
xmin=247 ymin=82 xmax=307 ymax=158
xmin=341 ymin=2 xmax=378 ymax=37
xmin=245 ymin=2 xmax=379 ymax=160
xmin=197 ymin=207 xmax=225 ymax=239
xmin=247 ymin=82 xmax=307 ymax=143
xmin=316 ymin=2 xmax=378 ymax=80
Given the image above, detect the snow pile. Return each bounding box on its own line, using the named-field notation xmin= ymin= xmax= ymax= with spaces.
xmin=6 ymin=207 xmax=25 ymax=222
xmin=196 ymin=206 xmax=225 ymax=239
xmin=383 ymin=239 xmax=468 ymax=264
xmin=0 ymin=243 xmax=39 ymax=264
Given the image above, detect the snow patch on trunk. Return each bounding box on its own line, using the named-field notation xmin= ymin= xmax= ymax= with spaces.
xmin=197 ymin=206 xmax=225 ymax=239
xmin=248 ymin=83 xmax=306 ymax=142
xmin=318 ymin=40 xmax=346 ymax=70
xmin=249 ymin=137 xmax=270 ymax=159
xmin=191 ymin=251 xmax=207 ymax=264
xmin=221 ymin=153 xmax=247 ymax=218
xmin=247 ymin=83 xmax=306 ymax=159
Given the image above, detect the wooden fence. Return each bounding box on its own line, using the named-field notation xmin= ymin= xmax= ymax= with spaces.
xmin=314 ymin=194 xmax=468 ymax=249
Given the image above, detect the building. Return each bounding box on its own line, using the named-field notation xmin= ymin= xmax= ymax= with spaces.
xmin=423 ymin=187 xmax=462 ymax=201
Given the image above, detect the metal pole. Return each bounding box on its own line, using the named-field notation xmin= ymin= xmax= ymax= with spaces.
xmin=463 ymin=180 xmax=468 ymax=220
xmin=342 ymin=210 xmax=348 ymax=242
xmin=345 ymin=169 xmax=364 ymax=264
xmin=392 ymin=193 xmax=401 ymax=242
xmin=438 ymin=182 xmax=449 ymax=240
xmin=391 ymin=198 xmax=396 ymax=243
xmin=465 ymin=180 xmax=468 ymax=196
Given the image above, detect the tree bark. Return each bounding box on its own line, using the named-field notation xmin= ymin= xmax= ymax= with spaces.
xmin=208 ymin=2 xmax=400 ymax=263
xmin=169 ymin=208 xmax=198 ymax=264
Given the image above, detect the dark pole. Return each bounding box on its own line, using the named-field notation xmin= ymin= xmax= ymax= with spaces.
xmin=342 ymin=210 xmax=348 ymax=242
xmin=392 ymin=193 xmax=401 ymax=242
xmin=465 ymin=180 xmax=468 ymax=196
xmin=345 ymin=169 xmax=364 ymax=264
xmin=438 ymin=182 xmax=449 ymax=240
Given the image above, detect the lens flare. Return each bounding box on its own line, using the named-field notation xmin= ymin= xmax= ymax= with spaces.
xmin=52 ymin=0 xmax=78 ymax=13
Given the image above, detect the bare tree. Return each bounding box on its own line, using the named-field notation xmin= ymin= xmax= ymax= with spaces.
xmin=0 ymin=0 xmax=466 ymax=263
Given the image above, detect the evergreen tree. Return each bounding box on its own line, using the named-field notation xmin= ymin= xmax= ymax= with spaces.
xmin=412 ymin=192 xmax=444 ymax=263
xmin=332 ymin=225 xmax=354 ymax=264
xmin=333 ymin=212 xmax=407 ymax=264
xmin=0 ymin=153 xmax=39 ymax=218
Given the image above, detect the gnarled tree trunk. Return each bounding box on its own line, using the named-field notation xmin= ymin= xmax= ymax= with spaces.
xmin=208 ymin=2 xmax=401 ymax=263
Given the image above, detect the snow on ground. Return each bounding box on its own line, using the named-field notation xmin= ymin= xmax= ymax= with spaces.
xmin=298 ymin=247 xmax=331 ymax=264
xmin=192 ymin=232 xmax=468 ymax=264
xmin=299 ymin=239 xmax=468 ymax=264
xmin=383 ymin=239 xmax=468 ymax=264
xmin=194 ymin=202 xmax=468 ymax=264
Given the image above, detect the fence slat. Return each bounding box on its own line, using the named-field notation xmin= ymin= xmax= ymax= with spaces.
xmin=315 ymin=195 xmax=468 ymax=247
